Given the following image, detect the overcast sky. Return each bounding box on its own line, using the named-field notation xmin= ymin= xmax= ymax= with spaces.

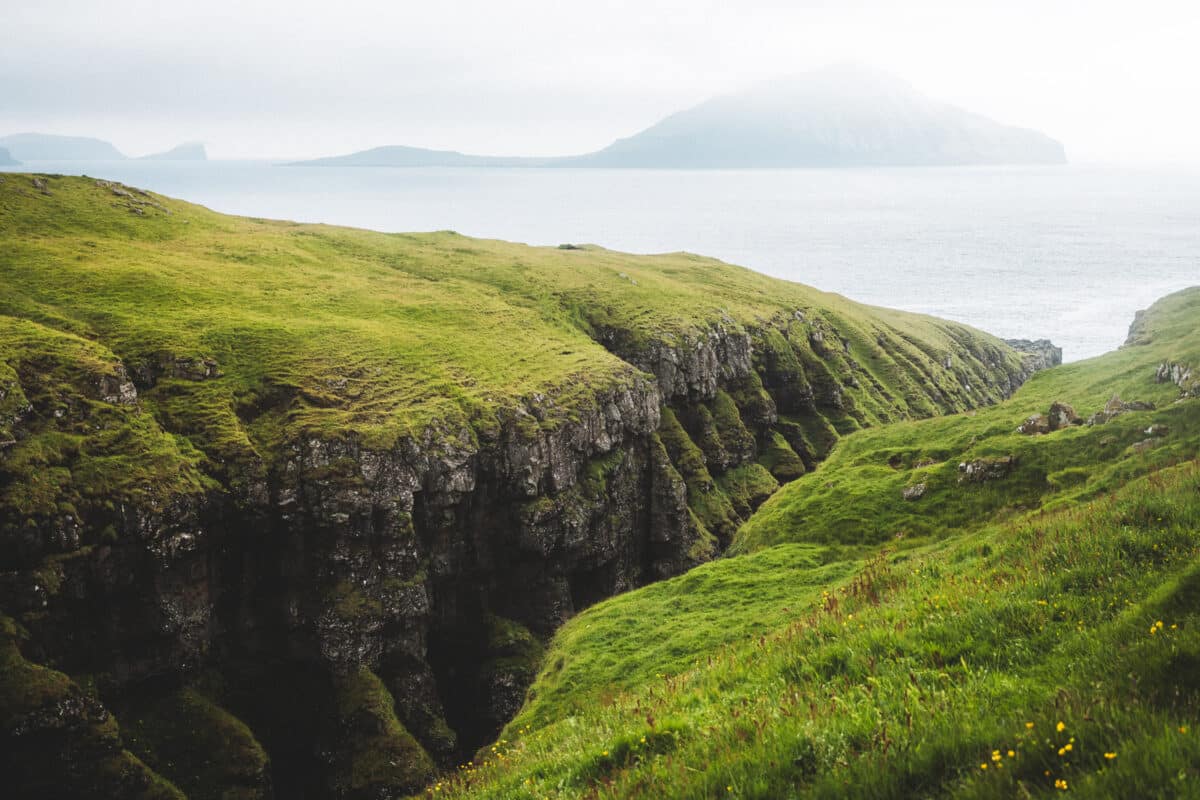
xmin=3 ymin=0 xmax=1197 ymax=162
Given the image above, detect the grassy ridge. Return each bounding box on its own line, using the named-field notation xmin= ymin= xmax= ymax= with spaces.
xmin=430 ymin=289 xmax=1200 ymax=799
xmin=0 ymin=173 xmax=1030 ymax=558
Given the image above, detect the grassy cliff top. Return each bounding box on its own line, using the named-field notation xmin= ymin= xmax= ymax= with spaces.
xmin=1 ymin=173 xmax=1023 ymax=490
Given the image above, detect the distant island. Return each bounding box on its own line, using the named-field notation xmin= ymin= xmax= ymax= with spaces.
xmin=0 ymin=132 xmax=126 ymax=161
xmin=0 ymin=133 xmax=206 ymax=162
xmin=139 ymin=142 xmax=208 ymax=161
xmin=290 ymin=65 xmax=1067 ymax=169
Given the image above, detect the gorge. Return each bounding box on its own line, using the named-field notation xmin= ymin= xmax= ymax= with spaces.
xmin=0 ymin=174 xmax=1058 ymax=798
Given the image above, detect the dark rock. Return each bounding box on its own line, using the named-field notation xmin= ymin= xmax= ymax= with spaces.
xmin=957 ymin=455 xmax=1017 ymax=484
xmin=1017 ymin=413 xmax=1050 ymax=435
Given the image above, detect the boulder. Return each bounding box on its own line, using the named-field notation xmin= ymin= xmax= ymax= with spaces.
xmin=1018 ymin=401 xmax=1080 ymax=434
xmin=1047 ymin=401 xmax=1080 ymax=430
xmin=901 ymin=483 xmax=926 ymax=501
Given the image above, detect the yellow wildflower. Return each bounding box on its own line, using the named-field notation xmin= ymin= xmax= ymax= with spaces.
xmin=1104 ymin=752 xmax=1117 ymax=760
xmin=1056 ymin=721 xmax=1066 ymax=732
xmin=1026 ymin=722 xmax=1035 ymax=729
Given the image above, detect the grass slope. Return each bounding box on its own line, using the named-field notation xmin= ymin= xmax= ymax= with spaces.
xmin=737 ymin=288 xmax=1200 ymax=552
xmin=430 ymin=289 xmax=1200 ymax=799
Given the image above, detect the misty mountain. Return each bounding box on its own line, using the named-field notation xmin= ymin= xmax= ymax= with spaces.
xmin=139 ymin=142 xmax=208 ymax=161
xmin=569 ymin=65 xmax=1066 ymax=167
xmin=292 ymin=65 xmax=1066 ymax=169
xmin=0 ymin=146 xmax=18 ymax=166
xmin=0 ymin=133 xmax=126 ymax=161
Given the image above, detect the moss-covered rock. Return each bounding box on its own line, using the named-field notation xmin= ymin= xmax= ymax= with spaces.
xmin=0 ymin=615 xmax=184 ymax=800
xmin=329 ymin=666 xmax=436 ymax=799
xmin=118 ymin=687 xmax=271 ymax=800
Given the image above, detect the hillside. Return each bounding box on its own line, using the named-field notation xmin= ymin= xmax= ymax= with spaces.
xmin=291 ymin=65 xmax=1066 ymax=169
xmin=0 ymin=132 xmax=126 ymax=160
xmin=429 ymin=289 xmax=1200 ymax=799
xmin=0 ymin=146 xmax=18 ymax=167
xmin=0 ymin=174 xmax=1043 ymax=798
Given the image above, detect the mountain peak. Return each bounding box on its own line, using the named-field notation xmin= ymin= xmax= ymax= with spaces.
xmin=577 ymin=64 xmax=1065 ymax=168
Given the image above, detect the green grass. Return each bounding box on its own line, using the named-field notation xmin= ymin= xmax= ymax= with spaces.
xmin=425 ymin=289 xmax=1200 ymax=799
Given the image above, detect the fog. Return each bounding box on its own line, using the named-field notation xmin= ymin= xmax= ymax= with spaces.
xmin=3 ymin=0 xmax=1198 ymax=162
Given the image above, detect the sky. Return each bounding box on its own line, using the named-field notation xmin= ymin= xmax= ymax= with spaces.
xmin=2 ymin=0 xmax=1198 ymax=162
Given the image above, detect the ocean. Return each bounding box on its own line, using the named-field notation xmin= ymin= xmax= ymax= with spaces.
xmin=5 ymin=160 xmax=1197 ymax=361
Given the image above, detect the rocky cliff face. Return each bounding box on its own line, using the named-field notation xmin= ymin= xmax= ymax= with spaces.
xmin=1 ymin=308 xmax=1049 ymax=799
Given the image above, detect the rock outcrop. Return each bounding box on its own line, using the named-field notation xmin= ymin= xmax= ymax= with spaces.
xmin=957 ymin=455 xmax=1018 ymax=483
xmin=1017 ymin=401 xmax=1080 ymax=434
xmin=1086 ymin=394 xmax=1156 ymax=426
xmin=1157 ymin=362 xmax=1196 ymax=398
xmin=1004 ymin=339 xmax=1063 ymax=373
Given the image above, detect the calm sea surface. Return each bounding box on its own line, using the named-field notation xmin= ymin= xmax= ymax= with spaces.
xmin=6 ymin=160 xmax=1198 ymax=361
